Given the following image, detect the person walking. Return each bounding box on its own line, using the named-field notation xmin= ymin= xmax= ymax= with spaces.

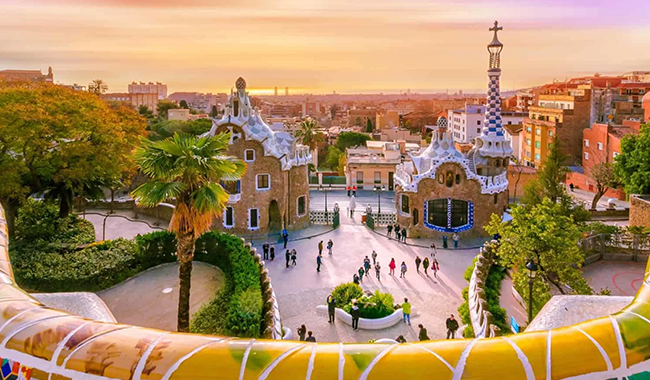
xmin=305 ymin=331 xmax=316 ymax=342
xmin=371 ymin=250 xmax=377 ymax=264
xmin=291 ymin=249 xmax=297 ymax=266
xmin=327 ymin=239 xmax=333 ymax=255
xmin=430 ymin=243 xmax=437 ymax=259
xmin=389 ymin=258 xmax=396 ymax=276
xmin=316 ymin=254 xmax=322 ymax=273
xmin=415 ymin=256 xmax=422 ymax=273
xmin=432 ymin=259 xmax=440 ymax=277
xmin=327 ymin=294 xmax=336 ymax=323
xmin=352 ymin=185 xmax=357 ymax=196
xmin=446 ymin=315 xmax=459 ymax=339
xmin=358 ymin=267 xmax=365 ymax=282
xmin=422 ymin=257 xmax=430 ymax=276
xmin=353 ymin=273 xmax=360 ymax=284
xmin=418 ymin=324 xmax=430 ymax=341
xmin=282 ymin=229 xmax=289 ymax=249
xmin=375 ymin=262 xmax=381 ymax=281
xmin=442 ymin=234 xmax=448 ymax=249
xmin=394 ymin=225 xmax=400 ymax=239
xmin=401 ymin=228 xmax=407 ymax=243
xmin=318 ymin=240 xmax=323 ymax=255
xmin=270 ymin=246 xmax=275 ymax=261
xmin=400 ymin=261 xmax=408 ymax=278
xmin=452 ymin=233 xmax=459 ymax=249
xmin=285 ymin=250 xmax=291 ymax=268
xmin=387 ymin=224 xmax=393 ymax=237
xmin=350 ymin=300 xmax=360 ymax=331
xmin=363 ymin=256 xmax=371 ymax=275
xmin=402 ymin=298 xmax=412 ymax=325
xmin=347 ymin=185 xmax=351 ymax=197
xmin=297 ymin=324 xmax=307 ymax=341
xmin=262 ymin=242 xmax=269 ymax=260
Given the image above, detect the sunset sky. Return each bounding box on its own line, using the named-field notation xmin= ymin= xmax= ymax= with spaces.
xmin=2 ymin=0 xmax=649 ymax=94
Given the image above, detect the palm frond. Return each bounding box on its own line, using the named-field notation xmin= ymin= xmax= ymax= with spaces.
xmin=131 ymin=180 xmax=186 ymax=207
xmin=191 ymin=182 xmax=229 ymax=214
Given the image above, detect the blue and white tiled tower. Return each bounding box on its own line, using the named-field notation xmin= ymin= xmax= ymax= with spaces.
xmin=476 ymin=21 xmax=513 ymax=160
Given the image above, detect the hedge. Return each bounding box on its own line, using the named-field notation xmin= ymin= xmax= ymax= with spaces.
xmin=333 ymin=282 xmax=396 ymax=319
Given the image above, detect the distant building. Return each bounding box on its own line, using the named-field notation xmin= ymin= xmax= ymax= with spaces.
xmin=168 ymin=92 xmax=225 ymax=113
xmin=507 ymin=164 xmax=537 ymax=201
xmin=523 ymin=91 xmax=592 ymax=167
xmin=302 ymin=98 xmax=322 ymax=117
xmin=346 ymin=141 xmax=403 ymax=191
xmin=448 ymin=104 xmax=526 ymax=143
xmin=348 ymin=108 xmax=377 ymax=130
xmin=503 ymin=123 xmax=523 ymax=162
xmin=379 ymin=128 xmax=424 ymax=145
xmin=101 ymin=92 xmax=159 ymax=115
xmin=203 ymin=77 xmax=312 ymax=234
xmin=168 ymin=108 xmax=190 ymax=121
xmin=0 ymin=67 xmax=53 ymax=83
xmin=516 ymin=92 xmax=534 ymax=112
xmin=61 ymin=83 xmax=86 ymax=91
xmin=128 ymin=81 xmax=167 ymax=100
xmin=621 ymin=71 xmax=650 ymax=83
xmin=376 ymin=110 xmax=400 ymax=129
xmin=644 ymin=92 xmax=650 ymax=122
xmin=567 ymin=120 xmax=641 ymax=201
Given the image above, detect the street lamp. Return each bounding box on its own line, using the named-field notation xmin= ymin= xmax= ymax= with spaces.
xmin=525 ymin=260 xmax=538 ymax=324
xmin=374 ymin=185 xmax=385 ymax=214
xmin=320 ymin=184 xmax=332 ymax=218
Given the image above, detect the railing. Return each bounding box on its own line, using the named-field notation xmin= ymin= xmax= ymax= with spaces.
xmin=468 ymin=240 xmax=501 ymax=338
xmin=309 ymin=210 xmax=335 ymax=225
xmin=367 ymin=212 xmax=396 ymax=227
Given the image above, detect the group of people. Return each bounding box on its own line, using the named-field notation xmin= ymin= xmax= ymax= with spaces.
xmin=345 ymin=185 xmax=358 ymax=197
xmin=416 ymin=315 xmax=459 ymax=342
xmin=386 ymin=224 xmax=408 ymax=242
xmin=353 ymin=253 xmax=382 ymax=283
xmin=414 ymin=255 xmax=440 ymax=277
xmin=296 ymin=324 xmax=317 ymax=342
xmin=439 ymin=233 xmax=460 ymax=249
xmin=261 ymin=241 xmax=297 ymax=269
xmin=315 ymin=239 xmax=334 ymax=272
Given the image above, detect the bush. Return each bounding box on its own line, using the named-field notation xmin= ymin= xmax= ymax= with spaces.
xmin=14 ymin=199 xmax=95 ymax=246
xmin=332 ymin=282 xmax=364 ymax=308
xmin=134 ymin=231 xmax=177 ymax=268
xmin=345 ymin=290 xmax=395 ymax=319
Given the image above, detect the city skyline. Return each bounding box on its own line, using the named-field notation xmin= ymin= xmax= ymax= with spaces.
xmin=2 ymin=0 xmax=650 ymax=94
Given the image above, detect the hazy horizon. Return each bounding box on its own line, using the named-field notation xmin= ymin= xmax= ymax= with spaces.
xmin=2 ymin=0 xmax=649 ymax=95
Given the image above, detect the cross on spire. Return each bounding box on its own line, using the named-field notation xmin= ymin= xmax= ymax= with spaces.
xmin=489 ymin=20 xmax=502 ymax=37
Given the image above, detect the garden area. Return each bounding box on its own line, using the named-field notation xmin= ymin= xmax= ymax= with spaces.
xmin=8 ymin=199 xmax=267 ymax=338
xmin=332 ymin=282 xmax=397 ymax=319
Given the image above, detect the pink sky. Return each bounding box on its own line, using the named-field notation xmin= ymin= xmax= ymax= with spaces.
xmin=1 ymin=0 xmax=649 ymax=94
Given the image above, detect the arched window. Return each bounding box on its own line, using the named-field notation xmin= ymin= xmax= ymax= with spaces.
xmin=438 ymin=174 xmax=444 ymax=184
xmin=455 ymin=174 xmax=461 ymax=184
xmin=412 ymin=208 xmax=419 ymax=225
xmin=446 ymin=171 xmax=453 ymax=187
xmin=503 ymin=158 xmax=508 ymax=167
xmin=494 ymin=193 xmax=498 ymax=204
xmin=234 ymin=99 xmax=240 ymax=117
xmin=495 ymin=160 xmax=500 ymax=168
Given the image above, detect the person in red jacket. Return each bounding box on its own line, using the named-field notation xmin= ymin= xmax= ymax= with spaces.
xmin=352 ymin=185 xmax=357 ymax=196
xmin=346 ymin=186 xmax=351 ymax=197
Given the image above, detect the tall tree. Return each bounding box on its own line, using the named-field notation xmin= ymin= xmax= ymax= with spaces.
xmin=139 ymin=105 xmax=155 ymax=121
xmin=537 ymin=137 xmax=569 ymax=204
xmin=210 ymin=105 xmax=219 ymax=118
xmin=295 ymin=118 xmax=324 ymax=165
xmin=485 ymin=199 xmax=593 ymax=319
xmin=614 ymin=123 xmax=650 ymax=195
xmin=179 ymin=100 xmax=189 ymax=109
xmin=88 ymin=79 xmax=108 ymax=94
xmin=588 ymin=161 xmax=618 ymax=210
xmin=366 ymin=118 xmax=373 ymax=133
xmin=157 ymin=100 xmax=179 ymax=120
xmin=336 ymin=131 xmax=371 ymax=151
xmin=132 ymin=132 xmax=246 ymax=332
xmin=326 ymin=146 xmax=342 ymax=171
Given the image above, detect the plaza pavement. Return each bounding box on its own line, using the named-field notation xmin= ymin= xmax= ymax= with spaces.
xmin=582 ymin=260 xmax=647 ymax=296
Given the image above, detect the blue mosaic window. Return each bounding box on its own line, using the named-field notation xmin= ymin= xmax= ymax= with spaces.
xmin=424 ymin=198 xmax=474 ymax=233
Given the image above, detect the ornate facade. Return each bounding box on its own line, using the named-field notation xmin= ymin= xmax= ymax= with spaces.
xmin=204 ymin=77 xmax=312 ymax=234
xmin=394 ymin=21 xmax=511 ymax=238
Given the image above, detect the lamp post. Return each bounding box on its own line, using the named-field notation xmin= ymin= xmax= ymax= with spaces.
xmin=320 ymin=184 xmax=332 ymax=218
xmin=525 ymin=260 xmax=538 ymax=324
xmin=374 ymin=185 xmax=385 ymax=214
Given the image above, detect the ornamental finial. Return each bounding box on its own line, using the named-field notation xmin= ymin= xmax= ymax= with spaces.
xmin=488 ymin=20 xmax=503 ymax=47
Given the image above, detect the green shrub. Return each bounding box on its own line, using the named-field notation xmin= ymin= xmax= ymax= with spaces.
xmin=346 ymin=290 xmax=395 ymax=319
xmin=134 ymin=231 xmax=177 ymax=268
xmin=332 ymin=282 xmax=364 ymax=308
xmin=14 ymin=199 xmax=95 ymax=246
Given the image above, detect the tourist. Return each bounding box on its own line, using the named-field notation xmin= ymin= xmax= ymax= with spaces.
xmin=569 ymin=183 xmax=575 ymax=192
xmin=371 ymin=250 xmax=377 ymax=264
xmin=285 ymin=250 xmax=291 ymax=268
xmin=394 ymin=225 xmax=401 ymax=239
xmin=388 ymin=258 xmax=396 ymax=276
xmin=387 ymin=224 xmax=393 ymax=237
xmin=353 ymin=273 xmax=360 ymax=284
xmin=422 ymin=257 xmax=430 ymax=276
xmin=327 ymin=239 xmax=333 ymax=255
xmin=352 ymin=185 xmax=357 ymax=196
xmin=401 ymin=228 xmax=407 ymax=242
xmin=347 ymin=185 xmax=351 ymax=197
xmin=418 ymin=324 xmax=430 ymax=341
xmin=327 ymin=294 xmax=336 ymax=323
xmin=350 ymin=300 xmax=360 ymax=331
xmin=402 ymin=298 xmax=411 ymax=325
xmin=396 ymin=335 xmax=407 ymax=344
xmin=262 ymin=242 xmax=270 ymax=260
xmin=432 ymin=259 xmax=439 ymax=277
xmin=400 ymin=261 xmax=407 ymax=278
xmin=334 ymin=203 xmax=340 ymax=214
xmin=297 ymin=324 xmax=307 ymax=341
xmin=291 ymin=249 xmax=297 ymax=266
xmin=452 ymin=233 xmax=459 ymax=249
xmin=442 ymin=235 xmax=448 ymax=249
xmin=363 ymin=256 xmax=371 ymax=275
xmin=358 ymin=267 xmax=365 ymax=282
xmin=415 ymin=256 xmax=421 ymax=273
xmin=305 ymin=331 xmax=316 ymax=342
xmin=430 ymin=243 xmax=437 ymax=259
xmin=270 ymin=246 xmax=275 ymax=261
xmin=282 ymin=229 xmax=289 ymax=249
xmin=318 ymin=240 xmax=323 ymax=255
xmin=446 ymin=314 xmax=459 ymax=339
xmin=375 ymin=262 xmax=381 ymax=281
xmin=316 ymin=254 xmax=322 ymax=273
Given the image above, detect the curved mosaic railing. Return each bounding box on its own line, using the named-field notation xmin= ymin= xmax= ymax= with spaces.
xmin=468 ymin=242 xmax=500 ymax=338
xmin=2 ymin=204 xmax=650 ymax=379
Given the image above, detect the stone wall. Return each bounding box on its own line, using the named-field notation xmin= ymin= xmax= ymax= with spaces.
xmin=247 ymin=242 xmax=283 ymax=339
xmin=467 ymin=240 xmax=501 ymax=338
xmin=396 ymin=162 xmax=507 ymax=238
xmin=630 ymin=195 xmax=650 ymax=228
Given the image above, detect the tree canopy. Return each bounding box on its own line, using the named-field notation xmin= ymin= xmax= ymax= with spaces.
xmin=485 ymin=199 xmax=592 ymax=319
xmin=615 ymin=123 xmax=650 ymax=195
xmin=148 ymin=119 xmax=212 ymax=141
xmin=0 ymin=82 xmax=147 ymax=229
xmin=336 ymin=131 xmax=371 ymax=151
xmin=295 ymin=118 xmax=323 ymax=150
xmin=157 ymin=100 xmax=179 ymax=120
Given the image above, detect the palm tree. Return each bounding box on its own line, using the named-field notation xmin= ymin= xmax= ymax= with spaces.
xmin=88 ymin=79 xmax=108 ymax=94
xmin=131 ymin=132 xmax=246 ymax=332
xmin=295 ymin=118 xmax=323 ymax=167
